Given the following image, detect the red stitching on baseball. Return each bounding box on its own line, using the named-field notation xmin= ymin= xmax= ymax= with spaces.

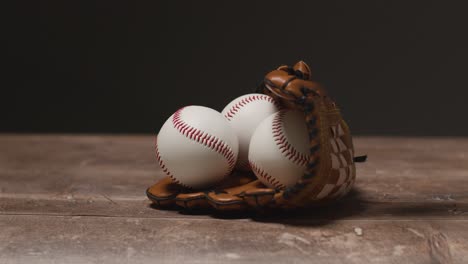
xmin=249 ymin=161 xmax=285 ymax=189
xmin=154 ymin=138 xmax=188 ymax=187
xmin=172 ymin=107 xmax=236 ymax=176
xmin=272 ymin=111 xmax=309 ymax=167
xmin=224 ymin=95 xmax=280 ymax=121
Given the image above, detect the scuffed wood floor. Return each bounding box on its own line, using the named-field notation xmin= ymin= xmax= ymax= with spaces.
xmin=0 ymin=135 xmax=467 ymax=263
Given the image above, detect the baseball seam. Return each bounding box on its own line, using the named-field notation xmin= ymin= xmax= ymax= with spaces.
xmin=249 ymin=161 xmax=285 ymax=189
xmin=172 ymin=107 xmax=236 ymax=175
xmin=272 ymin=111 xmax=309 ymax=167
xmin=224 ymin=95 xmax=279 ymax=121
xmin=154 ymin=138 xmax=188 ymax=188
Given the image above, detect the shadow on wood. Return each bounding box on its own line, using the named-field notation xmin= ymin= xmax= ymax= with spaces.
xmin=148 ymin=186 xmax=468 ymax=227
xmin=146 ymin=188 xmax=368 ymax=226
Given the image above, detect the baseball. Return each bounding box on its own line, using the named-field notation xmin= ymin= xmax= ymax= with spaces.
xmin=248 ymin=110 xmax=309 ymax=189
xmin=221 ymin=93 xmax=280 ymax=170
xmin=156 ymin=106 xmax=239 ymax=189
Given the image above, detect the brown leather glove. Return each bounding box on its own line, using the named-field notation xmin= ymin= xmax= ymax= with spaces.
xmin=146 ymin=61 xmax=366 ymax=211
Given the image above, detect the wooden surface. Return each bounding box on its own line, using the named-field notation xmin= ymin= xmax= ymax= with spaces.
xmin=0 ymin=135 xmax=467 ymax=263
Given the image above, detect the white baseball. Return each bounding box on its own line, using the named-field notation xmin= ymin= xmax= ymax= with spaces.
xmin=221 ymin=93 xmax=280 ymax=170
xmin=156 ymin=106 xmax=239 ymax=189
xmin=248 ymin=110 xmax=310 ymax=189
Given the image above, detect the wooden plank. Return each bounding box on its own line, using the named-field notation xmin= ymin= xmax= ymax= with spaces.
xmin=354 ymin=137 xmax=468 ymax=203
xmin=1 ymin=135 xmax=467 ymax=216
xmin=0 ymin=135 xmax=161 ymax=199
xmin=1 ymin=195 xmax=467 ymax=221
xmin=1 ymin=135 xmax=467 ymax=201
xmin=0 ymin=215 xmax=467 ymax=264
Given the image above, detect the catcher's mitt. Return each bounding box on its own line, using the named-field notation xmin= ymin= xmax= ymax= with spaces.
xmin=146 ymin=61 xmax=366 ymax=211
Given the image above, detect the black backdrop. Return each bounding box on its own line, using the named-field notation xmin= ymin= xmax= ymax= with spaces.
xmin=3 ymin=1 xmax=468 ymax=135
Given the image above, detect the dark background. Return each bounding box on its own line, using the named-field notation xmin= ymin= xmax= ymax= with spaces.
xmin=3 ymin=1 xmax=468 ymax=135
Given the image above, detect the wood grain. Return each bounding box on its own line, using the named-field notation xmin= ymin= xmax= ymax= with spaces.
xmin=0 ymin=135 xmax=467 ymax=263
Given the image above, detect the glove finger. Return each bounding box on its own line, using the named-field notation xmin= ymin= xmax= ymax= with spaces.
xmin=241 ymin=187 xmax=278 ymax=208
xmin=206 ymin=179 xmax=264 ymax=211
xmin=175 ymin=191 xmax=209 ymax=209
xmin=146 ymin=176 xmax=185 ymax=207
xmin=175 ymin=171 xmax=256 ymax=210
